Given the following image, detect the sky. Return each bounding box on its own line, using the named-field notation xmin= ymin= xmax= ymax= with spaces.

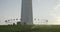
xmin=0 ymin=0 xmax=60 ymax=25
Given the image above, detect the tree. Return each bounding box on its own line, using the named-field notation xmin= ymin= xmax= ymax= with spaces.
xmin=16 ymin=18 xmax=18 ymax=20
xmin=5 ymin=20 xmax=7 ymax=22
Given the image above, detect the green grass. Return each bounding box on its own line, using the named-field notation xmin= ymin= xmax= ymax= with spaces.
xmin=0 ymin=25 xmax=60 ymax=32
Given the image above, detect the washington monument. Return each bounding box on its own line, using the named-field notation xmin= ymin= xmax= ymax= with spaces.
xmin=21 ymin=0 xmax=33 ymax=24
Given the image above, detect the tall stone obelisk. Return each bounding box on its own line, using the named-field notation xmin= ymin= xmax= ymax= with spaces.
xmin=21 ymin=0 xmax=33 ymax=25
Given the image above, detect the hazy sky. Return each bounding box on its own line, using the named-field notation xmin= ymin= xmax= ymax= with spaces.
xmin=0 ymin=0 xmax=60 ymax=25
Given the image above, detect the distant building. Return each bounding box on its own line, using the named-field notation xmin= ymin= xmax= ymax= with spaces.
xmin=5 ymin=18 xmax=21 ymax=25
xmin=17 ymin=22 xmax=21 ymax=25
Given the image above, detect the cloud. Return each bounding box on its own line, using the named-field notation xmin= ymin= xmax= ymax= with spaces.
xmin=49 ymin=13 xmax=60 ymax=24
xmin=54 ymin=0 xmax=60 ymax=10
xmin=50 ymin=13 xmax=57 ymax=18
xmin=54 ymin=4 xmax=60 ymax=10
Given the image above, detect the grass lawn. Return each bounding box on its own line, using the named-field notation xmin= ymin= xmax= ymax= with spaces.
xmin=0 ymin=25 xmax=60 ymax=32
